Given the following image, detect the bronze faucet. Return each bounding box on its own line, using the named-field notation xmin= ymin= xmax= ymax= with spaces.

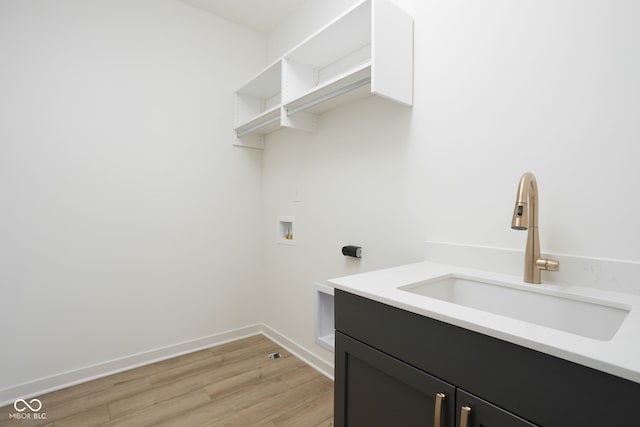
xmin=511 ymin=172 xmax=560 ymax=283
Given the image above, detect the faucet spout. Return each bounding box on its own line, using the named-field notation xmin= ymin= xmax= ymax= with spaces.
xmin=511 ymin=172 xmax=559 ymax=284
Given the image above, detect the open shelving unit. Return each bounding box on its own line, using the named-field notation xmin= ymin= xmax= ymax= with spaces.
xmin=233 ymin=61 xmax=282 ymax=149
xmin=233 ymin=0 xmax=413 ymax=149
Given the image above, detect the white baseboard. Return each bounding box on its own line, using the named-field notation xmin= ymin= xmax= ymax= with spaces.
xmin=0 ymin=324 xmax=263 ymax=407
xmin=260 ymin=324 xmax=335 ymax=380
xmin=0 ymin=323 xmax=334 ymax=408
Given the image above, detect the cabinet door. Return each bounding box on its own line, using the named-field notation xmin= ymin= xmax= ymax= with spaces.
xmin=456 ymin=389 xmax=538 ymax=427
xmin=335 ymin=332 xmax=455 ymax=427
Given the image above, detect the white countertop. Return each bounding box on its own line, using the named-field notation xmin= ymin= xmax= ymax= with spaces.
xmin=328 ymin=261 xmax=640 ymax=384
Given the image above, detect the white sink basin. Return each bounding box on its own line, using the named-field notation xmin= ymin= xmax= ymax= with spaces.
xmin=399 ymin=275 xmax=630 ymax=341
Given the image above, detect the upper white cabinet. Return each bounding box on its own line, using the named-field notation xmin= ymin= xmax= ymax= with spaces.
xmin=233 ymin=0 xmax=413 ymax=149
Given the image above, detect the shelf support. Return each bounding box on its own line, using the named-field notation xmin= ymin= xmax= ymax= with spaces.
xmin=281 ymin=107 xmax=317 ymax=132
xmin=232 ymin=131 xmax=264 ymax=149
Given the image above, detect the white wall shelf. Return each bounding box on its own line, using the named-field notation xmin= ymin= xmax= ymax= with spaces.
xmin=284 ymin=63 xmax=372 ymax=116
xmin=233 ymin=0 xmax=413 ymax=149
xmin=235 ymin=105 xmax=281 ymax=136
xmin=233 ymin=60 xmax=282 ymax=149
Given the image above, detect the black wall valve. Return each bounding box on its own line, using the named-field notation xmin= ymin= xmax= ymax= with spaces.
xmin=342 ymin=245 xmax=362 ymax=258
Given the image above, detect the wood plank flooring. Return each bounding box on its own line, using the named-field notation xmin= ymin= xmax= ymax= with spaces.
xmin=0 ymin=335 xmax=334 ymax=427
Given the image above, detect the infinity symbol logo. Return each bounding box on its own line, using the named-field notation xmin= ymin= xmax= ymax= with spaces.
xmin=13 ymin=398 xmax=43 ymax=412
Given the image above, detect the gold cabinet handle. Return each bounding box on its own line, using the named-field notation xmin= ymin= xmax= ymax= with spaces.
xmin=459 ymin=405 xmax=471 ymax=427
xmin=434 ymin=392 xmax=446 ymax=427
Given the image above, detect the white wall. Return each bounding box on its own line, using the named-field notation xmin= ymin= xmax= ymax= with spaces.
xmin=262 ymin=0 xmax=640 ymax=367
xmin=0 ymin=0 xmax=265 ymax=394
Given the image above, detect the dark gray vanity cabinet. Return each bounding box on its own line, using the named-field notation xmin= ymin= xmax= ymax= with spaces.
xmin=334 ymin=289 xmax=640 ymax=427
xmin=335 ymin=332 xmax=455 ymax=427
xmin=454 ymin=389 xmax=537 ymax=427
xmin=335 ymin=331 xmax=535 ymax=427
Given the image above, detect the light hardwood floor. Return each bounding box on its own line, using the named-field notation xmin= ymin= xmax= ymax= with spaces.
xmin=0 ymin=335 xmax=334 ymax=427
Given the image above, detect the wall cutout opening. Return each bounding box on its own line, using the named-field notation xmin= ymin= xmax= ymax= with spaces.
xmin=315 ymin=283 xmax=335 ymax=352
xmin=277 ymin=216 xmax=295 ymax=245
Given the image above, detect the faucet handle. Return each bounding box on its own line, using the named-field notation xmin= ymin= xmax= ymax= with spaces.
xmin=536 ymin=258 xmax=560 ymax=272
